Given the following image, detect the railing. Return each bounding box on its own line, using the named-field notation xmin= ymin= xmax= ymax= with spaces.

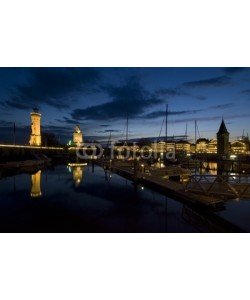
xmin=186 ymin=174 xmax=250 ymax=199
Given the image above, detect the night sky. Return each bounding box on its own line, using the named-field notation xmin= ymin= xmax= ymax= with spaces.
xmin=0 ymin=67 xmax=250 ymax=144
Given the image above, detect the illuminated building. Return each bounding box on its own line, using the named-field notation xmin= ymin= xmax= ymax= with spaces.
xmin=29 ymin=108 xmax=41 ymax=146
xmin=231 ymin=140 xmax=248 ymax=154
xmin=175 ymin=141 xmax=191 ymax=154
xmin=73 ymin=125 xmax=83 ymax=146
xmin=207 ymin=139 xmax=217 ymax=154
xmin=114 ymin=142 xmax=139 ymax=152
xmin=217 ymin=119 xmax=229 ymax=158
xmin=190 ymin=144 xmax=196 ymax=154
xmin=196 ymin=139 xmax=208 ymax=153
xmin=166 ymin=142 xmax=175 ymax=152
xmin=30 ymin=170 xmax=42 ymax=197
xmin=151 ymin=141 xmax=175 ymax=153
xmin=151 ymin=141 xmax=165 ymax=153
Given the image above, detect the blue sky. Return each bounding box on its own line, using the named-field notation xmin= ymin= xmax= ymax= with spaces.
xmin=0 ymin=67 xmax=250 ymax=144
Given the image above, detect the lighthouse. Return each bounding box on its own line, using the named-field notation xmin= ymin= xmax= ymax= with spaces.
xmin=29 ymin=108 xmax=41 ymax=146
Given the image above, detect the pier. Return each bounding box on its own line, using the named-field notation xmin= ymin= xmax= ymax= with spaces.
xmin=99 ymin=160 xmax=224 ymax=208
xmin=186 ymin=174 xmax=250 ymax=199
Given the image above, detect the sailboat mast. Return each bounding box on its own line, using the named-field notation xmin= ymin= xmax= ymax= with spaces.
xmin=195 ymin=120 xmax=197 ymax=153
xmin=165 ymin=104 xmax=168 ymax=142
xmin=126 ymin=111 xmax=128 ymax=143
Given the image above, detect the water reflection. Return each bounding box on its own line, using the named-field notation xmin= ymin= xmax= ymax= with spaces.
xmin=202 ymin=162 xmax=218 ymax=175
xmin=30 ymin=164 xmax=86 ymax=198
xmin=30 ymin=170 xmax=42 ymax=198
xmin=67 ymin=164 xmax=85 ymax=187
xmin=0 ymin=164 xmax=245 ymax=232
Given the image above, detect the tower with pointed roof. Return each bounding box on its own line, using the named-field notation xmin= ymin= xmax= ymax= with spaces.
xmin=217 ymin=119 xmax=229 ymax=158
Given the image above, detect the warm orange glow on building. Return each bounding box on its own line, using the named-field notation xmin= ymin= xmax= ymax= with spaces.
xmin=29 ymin=109 xmax=42 ymax=146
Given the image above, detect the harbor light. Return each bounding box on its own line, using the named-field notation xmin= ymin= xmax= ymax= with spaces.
xmin=68 ymin=163 xmax=87 ymax=167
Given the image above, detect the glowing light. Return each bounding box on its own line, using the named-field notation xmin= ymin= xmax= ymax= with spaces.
xmin=230 ymin=154 xmax=237 ymax=159
xmin=67 ymin=163 xmax=87 ymax=167
xmin=0 ymin=144 xmax=64 ymax=150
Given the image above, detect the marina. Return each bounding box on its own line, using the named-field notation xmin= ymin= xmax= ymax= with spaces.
xmin=101 ymin=159 xmax=250 ymax=206
xmin=0 ymin=164 xmax=245 ymax=233
xmin=1 ymin=68 xmax=250 ymax=233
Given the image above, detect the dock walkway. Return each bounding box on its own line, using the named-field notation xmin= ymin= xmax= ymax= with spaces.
xmin=109 ymin=163 xmax=223 ymax=208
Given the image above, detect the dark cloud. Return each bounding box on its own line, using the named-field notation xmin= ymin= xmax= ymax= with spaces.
xmin=182 ymin=76 xmax=231 ymax=88
xmin=71 ymin=77 xmax=164 ymax=121
xmin=155 ymin=88 xmax=188 ymax=97
xmin=196 ymin=95 xmax=207 ymax=100
xmin=3 ymin=68 xmax=100 ymax=110
xmin=56 ymin=116 xmax=85 ymax=126
xmin=242 ymin=89 xmax=250 ymax=95
xmin=142 ymin=108 xmax=204 ymax=119
xmin=156 ymin=89 xmax=209 ymax=102
xmin=222 ymin=67 xmax=247 ymax=74
xmin=172 ymin=113 xmax=250 ymax=124
xmin=97 ymin=129 xmax=121 ymax=133
xmin=142 ymin=103 xmax=234 ymax=119
xmin=209 ymin=103 xmax=234 ymax=109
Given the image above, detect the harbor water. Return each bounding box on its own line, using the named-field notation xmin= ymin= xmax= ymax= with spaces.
xmin=0 ymin=164 xmax=249 ymax=232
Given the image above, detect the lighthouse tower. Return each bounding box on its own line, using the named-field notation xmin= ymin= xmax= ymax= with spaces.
xmin=29 ymin=108 xmax=41 ymax=146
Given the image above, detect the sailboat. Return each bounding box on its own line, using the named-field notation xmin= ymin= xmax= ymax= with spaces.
xmin=162 ymin=104 xmax=180 ymax=166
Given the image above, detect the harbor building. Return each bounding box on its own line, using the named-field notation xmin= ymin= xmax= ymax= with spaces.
xmin=207 ymin=139 xmax=217 ymax=154
xmin=196 ymin=138 xmax=209 ymax=153
xmin=73 ymin=125 xmax=83 ymax=146
xmin=151 ymin=141 xmax=175 ymax=153
xmin=29 ymin=108 xmax=41 ymax=146
xmin=217 ymin=119 xmax=230 ymax=158
xmin=114 ymin=142 xmax=139 ymax=152
xmin=175 ymin=141 xmax=191 ymax=154
xmin=231 ymin=140 xmax=249 ymax=154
